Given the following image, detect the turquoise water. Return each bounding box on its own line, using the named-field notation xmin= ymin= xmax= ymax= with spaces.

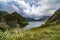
xmin=23 ymin=21 xmax=45 ymax=29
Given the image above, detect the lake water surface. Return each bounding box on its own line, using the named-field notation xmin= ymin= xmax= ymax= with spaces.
xmin=23 ymin=21 xmax=45 ymax=30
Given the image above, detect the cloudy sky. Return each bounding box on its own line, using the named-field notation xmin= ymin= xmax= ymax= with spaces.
xmin=0 ymin=0 xmax=60 ymax=18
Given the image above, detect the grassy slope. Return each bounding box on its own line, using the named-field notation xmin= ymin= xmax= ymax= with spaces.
xmin=0 ymin=24 xmax=60 ymax=40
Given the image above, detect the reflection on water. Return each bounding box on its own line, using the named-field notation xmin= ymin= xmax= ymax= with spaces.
xmin=23 ymin=21 xmax=45 ymax=30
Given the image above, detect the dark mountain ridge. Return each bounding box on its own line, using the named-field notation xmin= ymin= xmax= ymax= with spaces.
xmin=46 ymin=9 xmax=60 ymax=24
xmin=0 ymin=11 xmax=28 ymax=31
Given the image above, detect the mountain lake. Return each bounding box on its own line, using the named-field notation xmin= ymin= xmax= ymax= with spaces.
xmin=23 ymin=21 xmax=45 ymax=30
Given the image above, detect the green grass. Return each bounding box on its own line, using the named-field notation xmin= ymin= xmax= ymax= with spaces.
xmin=0 ymin=24 xmax=60 ymax=40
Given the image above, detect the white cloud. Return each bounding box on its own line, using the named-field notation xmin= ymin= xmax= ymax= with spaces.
xmin=0 ymin=0 xmax=60 ymax=18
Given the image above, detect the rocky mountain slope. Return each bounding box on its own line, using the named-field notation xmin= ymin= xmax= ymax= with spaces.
xmin=0 ymin=11 xmax=28 ymax=31
xmin=46 ymin=9 xmax=60 ymax=24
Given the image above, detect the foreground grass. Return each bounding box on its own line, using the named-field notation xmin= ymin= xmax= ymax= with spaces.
xmin=0 ymin=24 xmax=60 ymax=40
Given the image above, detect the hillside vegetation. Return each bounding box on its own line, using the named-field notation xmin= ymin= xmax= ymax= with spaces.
xmin=0 ymin=11 xmax=28 ymax=31
xmin=0 ymin=11 xmax=9 ymax=16
xmin=0 ymin=23 xmax=60 ymax=40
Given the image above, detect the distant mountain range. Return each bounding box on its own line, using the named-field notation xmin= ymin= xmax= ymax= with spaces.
xmin=25 ymin=16 xmax=50 ymax=21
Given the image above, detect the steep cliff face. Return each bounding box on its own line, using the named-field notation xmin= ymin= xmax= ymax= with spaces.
xmin=46 ymin=9 xmax=60 ymax=24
